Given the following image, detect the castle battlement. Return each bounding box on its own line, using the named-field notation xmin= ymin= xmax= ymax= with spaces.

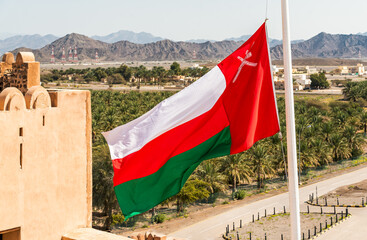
xmin=0 ymin=52 xmax=131 ymax=240
xmin=0 ymin=52 xmax=40 ymax=95
xmin=0 ymin=52 xmax=93 ymax=240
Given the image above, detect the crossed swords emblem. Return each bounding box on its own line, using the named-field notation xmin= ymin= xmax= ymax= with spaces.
xmin=232 ymin=50 xmax=258 ymax=83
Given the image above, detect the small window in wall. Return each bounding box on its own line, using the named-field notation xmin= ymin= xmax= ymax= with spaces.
xmin=0 ymin=227 xmax=21 ymax=240
xmin=20 ymin=143 xmax=23 ymax=169
xmin=19 ymin=127 xmax=23 ymax=137
xmin=43 ymin=115 xmax=45 ymax=126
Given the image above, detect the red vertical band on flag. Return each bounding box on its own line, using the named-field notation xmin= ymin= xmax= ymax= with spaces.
xmin=218 ymin=23 xmax=279 ymax=154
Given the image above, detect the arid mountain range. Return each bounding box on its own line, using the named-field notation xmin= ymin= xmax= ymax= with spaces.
xmin=8 ymin=31 xmax=367 ymax=63
xmin=271 ymin=32 xmax=367 ymax=59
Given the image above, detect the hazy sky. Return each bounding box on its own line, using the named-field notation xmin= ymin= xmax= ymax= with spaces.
xmin=0 ymin=0 xmax=366 ymax=41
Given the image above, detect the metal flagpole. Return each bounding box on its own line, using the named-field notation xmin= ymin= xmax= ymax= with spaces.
xmin=281 ymin=0 xmax=301 ymax=239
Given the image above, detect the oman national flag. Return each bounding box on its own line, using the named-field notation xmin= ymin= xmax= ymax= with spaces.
xmin=102 ymin=22 xmax=279 ymax=219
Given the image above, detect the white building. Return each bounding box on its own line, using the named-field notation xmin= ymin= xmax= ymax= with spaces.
xmin=357 ymin=63 xmax=365 ymax=75
xmin=306 ymin=66 xmax=318 ymax=74
xmin=339 ymin=66 xmax=349 ymax=75
xmin=293 ymin=74 xmax=311 ymax=87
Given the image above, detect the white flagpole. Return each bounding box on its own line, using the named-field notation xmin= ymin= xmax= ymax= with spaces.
xmin=281 ymin=0 xmax=301 ymax=239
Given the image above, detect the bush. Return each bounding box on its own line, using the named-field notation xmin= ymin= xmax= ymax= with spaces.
xmin=107 ymin=73 xmax=126 ymax=85
xmin=153 ymin=213 xmax=166 ymax=224
xmin=112 ymin=212 xmax=125 ymax=227
xmin=233 ymin=190 xmax=246 ymax=200
xmin=206 ymin=192 xmax=219 ymax=203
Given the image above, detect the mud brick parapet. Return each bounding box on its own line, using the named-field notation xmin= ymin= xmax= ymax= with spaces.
xmin=0 ymin=52 xmax=40 ymax=94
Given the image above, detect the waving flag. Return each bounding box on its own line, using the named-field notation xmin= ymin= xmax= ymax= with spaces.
xmin=102 ymin=22 xmax=279 ymax=219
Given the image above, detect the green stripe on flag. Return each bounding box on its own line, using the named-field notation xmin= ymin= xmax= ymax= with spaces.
xmin=115 ymin=126 xmax=232 ymax=219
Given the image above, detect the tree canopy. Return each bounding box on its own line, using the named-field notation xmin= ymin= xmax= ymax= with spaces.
xmin=310 ymin=71 xmax=330 ymax=89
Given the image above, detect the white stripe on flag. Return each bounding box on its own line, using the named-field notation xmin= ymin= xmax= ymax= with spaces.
xmin=102 ymin=66 xmax=226 ymax=160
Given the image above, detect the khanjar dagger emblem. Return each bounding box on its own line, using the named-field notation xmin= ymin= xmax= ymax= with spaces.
xmin=233 ymin=50 xmax=258 ymax=83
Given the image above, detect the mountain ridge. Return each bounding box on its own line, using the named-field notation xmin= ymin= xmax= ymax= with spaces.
xmin=270 ymin=32 xmax=367 ymax=59
xmin=7 ymin=31 xmax=367 ymax=62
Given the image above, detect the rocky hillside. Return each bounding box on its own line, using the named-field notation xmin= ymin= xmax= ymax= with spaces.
xmin=14 ymin=33 xmax=243 ymax=62
xmin=271 ymin=32 xmax=367 ymax=59
xmin=9 ymin=32 xmax=367 ymax=62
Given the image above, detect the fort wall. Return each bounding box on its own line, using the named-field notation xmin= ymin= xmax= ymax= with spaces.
xmin=0 ymin=52 xmax=92 ymax=240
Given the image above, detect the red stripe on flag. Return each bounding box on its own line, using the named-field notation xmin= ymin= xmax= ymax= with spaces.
xmin=112 ymin=99 xmax=229 ymax=187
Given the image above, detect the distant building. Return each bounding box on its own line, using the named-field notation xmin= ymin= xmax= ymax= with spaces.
xmin=339 ymin=66 xmax=349 ymax=75
xmin=357 ymin=63 xmax=365 ymax=75
xmin=293 ymin=74 xmax=311 ymax=89
xmin=192 ymin=63 xmax=203 ymax=69
xmin=272 ymin=65 xmax=283 ymax=75
xmin=274 ymin=80 xmax=284 ymax=90
xmin=306 ymin=66 xmax=318 ymax=74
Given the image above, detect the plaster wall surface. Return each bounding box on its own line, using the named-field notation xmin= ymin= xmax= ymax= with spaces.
xmin=0 ymin=87 xmax=92 ymax=239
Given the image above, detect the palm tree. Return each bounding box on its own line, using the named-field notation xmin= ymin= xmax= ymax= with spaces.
xmin=333 ymin=111 xmax=348 ymax=129
xmin=343 ymin=81 xmax=362 ymax=102
xmin=268 ymin=133 xmax=287 ymax=178
xmin=311 ymin=138 xmax=332 ymax=166
xmin=321 ymin=122 xmax=333 ymax=142
xmin=343 ymin=126 xmax=366 ymax=157
xmin=360 ymin=111 xmax=367 ymax=137
xmin=92 ymin=144 xmax=119 ymax=230
xmin=195 ymin=160 xmax=226 ymax=194
xmin=249 ymin=143 xmax=275 ymax=189
xmin=298 ymin=140 xmax=318 ymax=170
xmin=328 ymin=133 xmax=351 ymax=161
xmin=222 ymin=153 xmax=252 ymax=194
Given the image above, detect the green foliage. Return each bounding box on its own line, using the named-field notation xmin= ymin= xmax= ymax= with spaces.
xmin=170 ymin=62 xmax=181 ymax=75
xmin=42 ymin=63 xmax=210 ymax=87
xmin=173 ymin=179 xmax=210 ymax=213
xmin=233 ymin=190 xmax=246 ymax=200
xmin=107 ymin=73 xmax=126 ymax=84
xmin=343 ymin=81 xmax=367 ymax=102
xmin=93 ymin=144 xmax=119 ymax=230
xmin=195 ymin=160 xmax=225 ymax=193
xmin=91 ymin=88 xmax=366 ymax=224
xmin=112 ymin=212 xmax=125 ymax=227
xmin=221 ymin=153 xmax=252 ymax=193
xmin=310 ymin=72 xmax=330 ymax=89
xmin=249 ymin=143 xmax=275 ymax=189
xmin=153 ymin=213 xmax=166 ymax=223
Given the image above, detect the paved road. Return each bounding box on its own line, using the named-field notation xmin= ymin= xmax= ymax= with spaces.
xmin=169 ymin=166 xmax=367 ymax=240
xmin=316 ymin=207 xmax=367 ymax=240
xmin=276 ymin=88 xmax=343 ymax=95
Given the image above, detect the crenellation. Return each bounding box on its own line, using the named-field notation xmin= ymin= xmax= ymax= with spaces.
xmin=0 ymin=52 xmax=40 ymax=94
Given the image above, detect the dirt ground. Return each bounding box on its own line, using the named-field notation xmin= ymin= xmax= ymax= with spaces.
xmin=224 ymin=179 xmax=367 ymax=240
xmin=223 ymin=212 xmax=342 ymax=240
xmin=318 ymin=179 xmax=367 ymax=206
